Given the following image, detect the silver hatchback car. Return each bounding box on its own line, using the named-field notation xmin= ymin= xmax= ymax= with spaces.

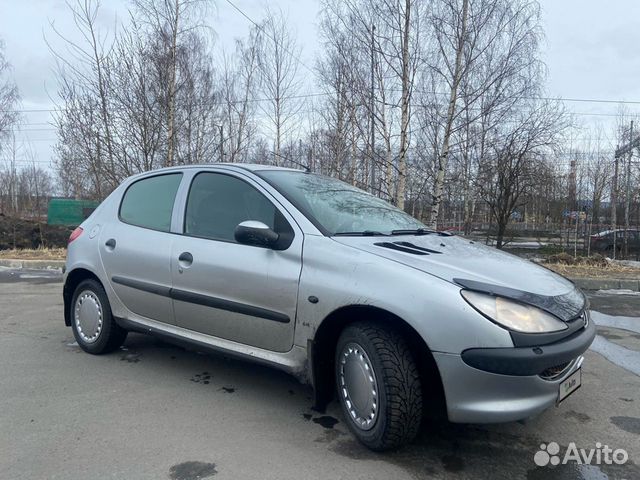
xmin=63 ymin=164 xmax=595 ymax=450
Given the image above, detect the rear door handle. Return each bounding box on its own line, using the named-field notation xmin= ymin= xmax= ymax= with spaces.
xmin=105 ymin=238 xmax=116 ymax=250
xmin=178 ymin=252 xmax=193 ymax=267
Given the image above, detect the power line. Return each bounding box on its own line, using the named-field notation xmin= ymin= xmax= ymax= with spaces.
xmin=6 ymin=91 xmax=640 ymax=116
xmin=224 ymin=0 xmax=262 ymax=29
xmin=0 ymin=92 xmax=330 ymax=114
xmin=549 ymin=96 xmax=640 ymax=106
xmin=12 ymin=128 xmax=57 ymax=132
xmin=223 ymin=0 xmax=316 ymax=76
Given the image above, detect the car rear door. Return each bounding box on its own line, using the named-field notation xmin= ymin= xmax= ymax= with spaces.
xmin=99 ymin=172 xmax=183 ymax=325
xmin=170 ymin=169 xmax=302 ymax=353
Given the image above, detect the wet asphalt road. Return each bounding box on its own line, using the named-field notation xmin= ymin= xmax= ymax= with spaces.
xmin=1 ymin=268 xmax=639 ymax=480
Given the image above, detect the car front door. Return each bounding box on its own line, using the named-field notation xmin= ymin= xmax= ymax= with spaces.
xmin=99 ymin=172 xmax=183 ymax=325
xmin=170 ymin=170 xmax=302 ymax=353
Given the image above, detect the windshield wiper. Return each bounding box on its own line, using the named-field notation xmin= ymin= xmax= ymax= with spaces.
xmin=333 ymin=230 xmax=388 ymax=236
xmin=390 ymin=228 xmax=437 ymax=236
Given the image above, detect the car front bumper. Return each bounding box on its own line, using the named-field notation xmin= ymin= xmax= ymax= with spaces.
xmin=433 ymin=319 xmax=595 ymax=423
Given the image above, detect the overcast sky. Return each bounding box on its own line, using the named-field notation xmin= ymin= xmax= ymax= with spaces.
xmin=1 ymin=0 xmax=640 ymax=169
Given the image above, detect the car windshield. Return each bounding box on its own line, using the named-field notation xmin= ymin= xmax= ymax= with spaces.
xmin=258 ymin=170 xmax=426 ymax=235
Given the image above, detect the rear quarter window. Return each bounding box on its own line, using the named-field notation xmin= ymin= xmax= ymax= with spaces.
xmin=119 ymin=173 xmax=183 ymax=231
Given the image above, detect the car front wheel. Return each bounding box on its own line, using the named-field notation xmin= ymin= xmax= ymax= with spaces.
xmin=335 ymin=321 xmax=423 ymax=451
xmin=71 ymin=279 xmax=127 ymax=354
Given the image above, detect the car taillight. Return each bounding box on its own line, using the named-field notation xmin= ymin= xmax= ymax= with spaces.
xmin=68 ymin=227 xmax=84 ymax=244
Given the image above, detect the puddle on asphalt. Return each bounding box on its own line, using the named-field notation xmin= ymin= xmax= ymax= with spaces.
xmin=169 ymin=461 xmax=217 ymax=480
xmin=597 ymin=329 xmax=626 ymax=341
xmin=441 ymin=453 xmax=465 ymax=472
xmin=120 ymin=352 xmax=141 ymax=363
xmin=190 ymin=372 xmax=211 ymax=384
xmin=563 ymin=410 xmax=591 ymax=424
xmin=527 ymin=463 xmax=609 ymax=480
xmin=312 ymin=415 xmax=339 ymax=429
xmin=610 ymin=415 xmax=640 ymax=435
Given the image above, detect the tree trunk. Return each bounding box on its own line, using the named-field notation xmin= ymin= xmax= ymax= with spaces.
xmin=427 ymin=0 xmax=469 ymax=229
xmin=275 ymin=95 xmax=281 ymax=166
xmin=395 ymin=0 xmax=412 ymax=209
xmin=496 ymin=217 xmax=507 ymax=249
xmin=350 ymin=103 xmax=357 ymax=185
xmin=165 ymin=0 xmax=180 ymax=167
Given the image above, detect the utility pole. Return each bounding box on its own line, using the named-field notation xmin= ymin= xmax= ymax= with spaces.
xmin=612 ymin=149 xmax=619 ymax=260
xmin=624 ymin=120 xmax=633 ymax=257
xmin=369 ymin=24 xmax=376 ymax=195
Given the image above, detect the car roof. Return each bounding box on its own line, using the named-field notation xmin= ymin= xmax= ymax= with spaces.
xmin=135 ymin=163 xmax=304 ymax=176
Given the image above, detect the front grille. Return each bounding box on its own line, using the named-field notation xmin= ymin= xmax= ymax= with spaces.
xmin=540 ymin=361 xmax=572 ymax=380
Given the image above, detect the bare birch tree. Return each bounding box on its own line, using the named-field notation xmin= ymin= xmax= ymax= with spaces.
xmin=52 ymin=0 xmax=219 ymax=197
xmin=425 ymin=0 xmax=545 ymax=228
xmin=131 ymin=0 xmax=211 ymax=167
xmin=219 ymin=32 xmax=261 ymax=163
xmin=0 ymin=40 xmax=20 ymax=152
xmin=256 ymin=9 xmax=302 ymax=166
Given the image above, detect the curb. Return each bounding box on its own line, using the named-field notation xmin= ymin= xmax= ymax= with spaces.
xmin=0 ymin=259 xmax=65 ymax=270
xmin=569 ymin=277 xmax=640 ymax=292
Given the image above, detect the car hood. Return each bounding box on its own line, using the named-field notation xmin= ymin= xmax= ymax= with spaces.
xmin=332 ymin=234 xmax=584 ymax=319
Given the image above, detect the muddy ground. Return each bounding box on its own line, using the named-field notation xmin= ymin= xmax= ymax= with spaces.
xmin=0 ymin=214 xmax=72 ymax=250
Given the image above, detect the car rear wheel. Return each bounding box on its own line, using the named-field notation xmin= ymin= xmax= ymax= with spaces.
xmin=71 ymin=279 xmax=127 ymax=354
xmin=335 ymin=321 xmax=423 ymax=451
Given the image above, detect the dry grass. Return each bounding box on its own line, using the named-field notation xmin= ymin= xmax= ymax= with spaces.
xmin=545 ymin=262 xmax=640 ymax=279
xmin=542 ymin=252 xmax=640 ymax=279
xmin=0 ymin=247 xmax=67 ymax=260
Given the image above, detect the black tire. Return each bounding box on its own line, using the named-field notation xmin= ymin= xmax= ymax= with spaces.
xmin=70 ymin=279 xmax=127 ymax=354
xmin=335 ymin=321 xmax=423 ymax=451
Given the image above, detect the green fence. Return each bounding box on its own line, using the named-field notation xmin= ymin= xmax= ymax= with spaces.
xmin=47 ymin=199 xmax=100 ymax=226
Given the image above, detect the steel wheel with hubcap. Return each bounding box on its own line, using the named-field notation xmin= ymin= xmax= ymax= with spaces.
xmin=335 ymin=321 xmax=423 ymax=451
xmin=74 ymin=290 xmax=103 ymax=343
xmin=338 ymin=342 xmax=379 ymax=431
xmin=71 ymin=278 xmax=127 ymax=354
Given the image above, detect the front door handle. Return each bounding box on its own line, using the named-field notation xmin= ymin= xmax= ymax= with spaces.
xmin=178 ymin=252 xmax=193 ymax=268
xmin=105 ymin=238 xmax=116 ymax=250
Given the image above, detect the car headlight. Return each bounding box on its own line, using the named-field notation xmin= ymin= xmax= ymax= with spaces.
xmin=460 ymin=290 xmax=568 ymax=333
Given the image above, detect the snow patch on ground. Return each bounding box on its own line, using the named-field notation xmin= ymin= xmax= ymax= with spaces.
xmin=590 ymin=336 xmax=640 ymax=377
xmin=591 ymin=311 xmax=640 ymax=334
xmin=490 ymin=241 xmax=549 ymax=248
xmin=589 ymin=312 xmax=640 ymax=375
xmin=607 ymin=258 xmax=640 ymax=268
xmin=596 ymin=289 xmax=640 ymax=296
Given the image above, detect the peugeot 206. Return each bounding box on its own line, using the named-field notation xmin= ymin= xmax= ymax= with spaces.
xmin=63 ymin=164 xmax=595 ymax=451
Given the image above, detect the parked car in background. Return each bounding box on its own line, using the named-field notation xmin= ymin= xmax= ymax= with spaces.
xmin=63 ymin=164 xmax=594 ymax=451
xmin=590 ymin=229 xmax=640 ymax=253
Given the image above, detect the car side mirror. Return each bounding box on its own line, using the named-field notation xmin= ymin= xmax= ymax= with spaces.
xmin=234 ymin=220 xmax=280 ymax=249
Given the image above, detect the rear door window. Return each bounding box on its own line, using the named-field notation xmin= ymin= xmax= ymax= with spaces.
xmin=119 ymin=173 xmax=183 ymax=231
